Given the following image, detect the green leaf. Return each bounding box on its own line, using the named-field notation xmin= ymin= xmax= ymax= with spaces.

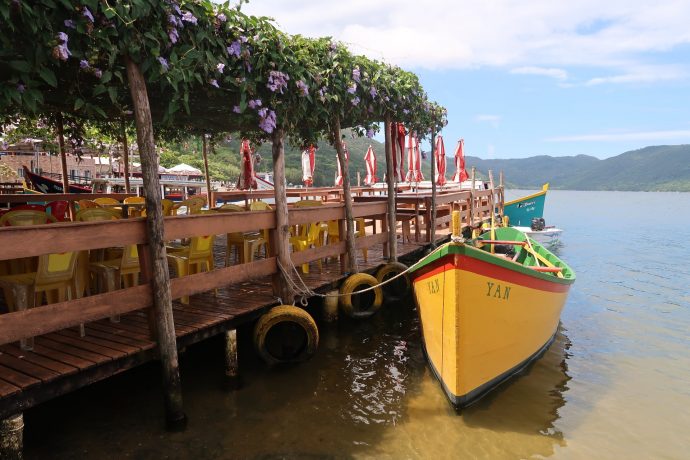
xmin=9 ymin=61 xmax=31 ymax=73
xmin=74 ymin=98 xmax=85 ymax=111
xmin=108 ymin=87 xmax=118 ymax=104
xmin=38 ymin=67 xmax=57 ymax=87
xmin=101 ymin=71 xmax=113 ymax=84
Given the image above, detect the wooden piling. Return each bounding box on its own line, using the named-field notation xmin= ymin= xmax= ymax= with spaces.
xmin=333 ymin=117 xmax=358 ymax=274
xmin=56 ymin=114 xmax=74 ymax=220
xmin=202 ymin=134 xmax=213 ymax=207
xmin=125 ymin=56 xmax=186 ymax=431
xmin=384 ymin=114 xmax=397 ymax=262
xmin=121 ymin=118 xmax=131 ymax=193
xmin=223 ymin=329 xmax=241 ymax=390
xmin=0 ymin=413 xmax=23 ymax=460
xmin=323 ymin=290 xmax=339 ymax=323
xmin=270 ymin=128 xmax=294 ymax=303
xmin=430 ymin=129 xmax=437 ymax=247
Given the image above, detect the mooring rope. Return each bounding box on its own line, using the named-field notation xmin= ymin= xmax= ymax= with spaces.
xmin=276 ymin=242 xmax=450 ymax=301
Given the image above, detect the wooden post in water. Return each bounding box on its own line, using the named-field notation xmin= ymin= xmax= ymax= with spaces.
xmin=333 ymin=117 xmax=358 ymax=273
xmin=121 ymin=119 xmax=131 ymax=193
xmin=202 ymin=134 xmax=213 ymax=207
xmin=430 ymin=129 xmax=437 ymax=247
xmin=384 ymin=114 xmax=397 ymax=262
xmin=498 ymin=170 xmax=505 ymax=218
xmin=270 ymin=128 xmax=293 ymax=303
xmin=470 ymin=167 xmax=477 ymax=234
xmin=0 ymin=413 xmax=23 ymax=459
xmin=56 ymin=114 xmax=74 ymax=220
xmin=224 ymin=329 xmax=240 ymax=389
xmin=125 ymin=56 xmax=186 ymax=431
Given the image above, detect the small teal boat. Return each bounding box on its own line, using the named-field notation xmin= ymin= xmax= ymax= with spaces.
xmin=503 ymin=183 xmax=549 ymax=227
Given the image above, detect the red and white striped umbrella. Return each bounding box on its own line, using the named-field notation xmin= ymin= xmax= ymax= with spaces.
xmin=334 ymin=141 xmax=349 ymax=186
xmin=396 ymin=123 xmax=406 ymax=182
xmin=239 ymin=139 xmax=257 ymax=189
xmin=302 ymin=145 xmax=316 ymax=186
xmin=364 ymin=145 xmax=377 ymax=185
xmin=434 ymin=135 xmax=447 ymax=186
xmin=451 ymin=138 xmax=469 ymax=183
xmin=405 ymin=133 xmax=424 ymax=182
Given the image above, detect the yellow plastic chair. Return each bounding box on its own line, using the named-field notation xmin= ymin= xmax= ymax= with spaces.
xmin=326 ymin=218 xmax=368 ymax=262
xmin=94 ymin=197 xmax=121 ymax=206
xmin=90 ymin=244 xmax=140 ymax=297
xmin=248 ymin=201 xmax=273 ymax=255
xmin=167 ymin=235 xmax=215 ymax=304
xmin=77 ymin=199 xmax=100 ymax=210
xmin=161 ymin=199 xmax=175 ymax=216
xmin=219 ymin=204 xmax=267 ymax=266
xmin=0 ymin=210 xmax=57 ymax=226
xmin=123 ymin=196 xmax=146 ymax=217
xmin=75 ymin=208 xmax=121 ymax=221
xmin=0 ymin=251 xmax=78 ymax=349
xmin=289 ymin=221 xmax=323 ymax=274
xmin=173 ymin=197 xmax=204 ymax=216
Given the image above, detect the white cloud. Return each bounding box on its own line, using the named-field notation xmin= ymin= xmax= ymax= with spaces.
xmin=511 ymin=67 xmax=568 ymax=80
xmin=475 ymin=115 xmax=501 ymax=129
xmin=585 ymin=65 xmax=689 ymax=85
xmin=545 ymin=130 xmax=690 ymax=142
xmin=241 ymin=0 xmax=690 ymax=78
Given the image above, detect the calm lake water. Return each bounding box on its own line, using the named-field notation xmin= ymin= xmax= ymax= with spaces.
xmin=25 ymin=191 xmax=690 ymax=459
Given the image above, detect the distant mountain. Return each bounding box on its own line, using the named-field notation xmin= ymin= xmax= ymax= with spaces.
xmin=165 ymin=138 xmax=690 ymax=192
xmin=458 ymin=145 xmax=690 ymax=192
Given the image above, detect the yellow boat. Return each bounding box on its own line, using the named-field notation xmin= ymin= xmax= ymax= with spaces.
xmin=409 ymin=214 xmax=575 ymax=408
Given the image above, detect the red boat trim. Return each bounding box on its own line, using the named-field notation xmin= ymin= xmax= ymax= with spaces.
xmin=413 ymin=253 xmax=569 ymax=293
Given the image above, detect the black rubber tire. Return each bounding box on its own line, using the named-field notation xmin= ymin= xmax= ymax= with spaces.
xmin=375 ymin=262 xmax=411 ymax=302
xmin=339 ymin=273 xmax=383 ymax=319
xmin=253 ymin=305 xmax=319 ymax=365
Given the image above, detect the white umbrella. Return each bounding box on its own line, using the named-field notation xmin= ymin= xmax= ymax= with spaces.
xmin=364 ymin=145 xmax=377 ymax=185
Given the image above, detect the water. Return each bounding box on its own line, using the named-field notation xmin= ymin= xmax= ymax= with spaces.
xmin=24 ymin=191 xmax=690 ymax=459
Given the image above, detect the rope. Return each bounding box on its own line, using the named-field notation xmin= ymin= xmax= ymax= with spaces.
xmin=276 ymin=242 xmax=449 ymax=300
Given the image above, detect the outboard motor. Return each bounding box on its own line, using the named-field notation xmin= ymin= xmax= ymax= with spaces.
xmin=531 ymin=217 xmax=546 ymax=231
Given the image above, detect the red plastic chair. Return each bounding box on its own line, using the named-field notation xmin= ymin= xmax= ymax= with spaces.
xmin=45 ymin=201 xmax=70 ymax=222
xmin=12 ymin=204 xmax=46 ymax=212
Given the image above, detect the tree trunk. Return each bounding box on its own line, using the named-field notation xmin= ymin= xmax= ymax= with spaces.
xmin=202 ymin=135 xmax=213 ymax=207
xmin=384 ymin=114 xmax=397 ymax=261
xmin=270 ymin=128 xmax=293 ymax=303
xmin=430 ymin=129 xmax=437 ymax=247
xmin=333 ymin=116 xmax=358 ymax=273
xmin=56 ymin=113 xmax=74 ymax=220
xmin=121 ymin=119 xmax=131 ymax=193
xmin=124 ymin=55 xmax=186 ymax=431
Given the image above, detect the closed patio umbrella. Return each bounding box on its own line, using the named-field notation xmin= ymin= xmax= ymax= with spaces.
xmin=364 ymin=145 xmax=377 ymax=185
xmin=435 ymin=135 xmax=447 ymax=186
xmin=451 ymin=138 xmax=469 ymax=183
xmin=334 ymin=141 xmax=349 ymax=186
xmin=239 ymin=139 xmax=257 ymax=190
xmin=405 ymin=133 xmax=424 ymax=183
xmin=302 ymin=144 xmax=316 ymax=186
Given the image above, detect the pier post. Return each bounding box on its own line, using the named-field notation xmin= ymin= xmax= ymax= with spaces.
xmin=125 ymin=56 xmax=186 ymax=431
xmin=56 ymin=114 xmax=74 ymax=220
xmin=202 ymin=134 xmax=213 ymax=207
xmin=430 ymin=129 xmax=437 ymax=247
xmin=224 ymin=329 xmax=241 ymax=390
xmin=323 ymin=290 xmax=339 ymax=323
xmin=384 ymin=114 xmax=397 ymax=262
xmin=0 ymin=413 xmax=23 ymax=460
xmin=333 ymin=117 xmax=358 ymax=274
xmin=270 ymin=128 xmax=294 ymax=303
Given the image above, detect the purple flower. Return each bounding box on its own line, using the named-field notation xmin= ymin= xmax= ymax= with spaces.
xmin=217 ymin=63 xmax=225 ymax=73
xmin=57 ymin=32 xmax=68 ymax=43
xmin=64 ymin=19 xmax=76 ymax=29
xmin=17 ymin=83 xmax=25 ymax=93
xmin=210 ymin=79 xmax=219 ymax=88
xmin=168 ymin=28 xmax=179 ymax=44
xmin=181 ymin=11 xmax=197 ymax=24
xmin=403 ymin=108 xmax=410 ymax=114
xmin=217 ymin=13 xmax=227 ymax=23
xmin=267 ymin=70 xmax=289 ymax=93
xmin=227 ymin=41 xmax=241 ymax=58
xmin=83 ymin=7 xmax=94 ymax=23
xmin=158 ymin=57 xmax=169 ymax=71
xmin=258 ymin=109 xmax=277 ymax=133
xmin=330 ymin=41 xmax=338 ymax=51
xmin=248 ymin=99 xmax=262 ymax=109
xmin=79 ymin=59 xmax=90 ymax=69
xmin=366 ymin=129 xmax=374 ymax=138
xmin=296 ymin=80 xmax=309 ymax=97
xmin=369 ymin=86 xmax=377 ymax=99
xmin=233 ymin=105 xmax=241 ymax=113
xmin=347 ymin=83 xmax=357 ymax=94
xmin=351 ymin=96 xmax=360 ymax=106
xmin=318 ymin=87 xmax=327 ymax=102
xmin=53 ymin=43 xmax=71 ymax=61
xmin=240 ymin=35 xmax=248 ymax=43
xmin=93 ymin=68 xmax=102 ymax=79
xmin=352 ymin=67 xmax=360 ymax=82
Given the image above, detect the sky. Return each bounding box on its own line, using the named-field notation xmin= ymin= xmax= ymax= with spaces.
xmin=241 ymin=0 xmax=690 ymax=159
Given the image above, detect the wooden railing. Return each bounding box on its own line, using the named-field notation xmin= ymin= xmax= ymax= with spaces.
xmin=0 ymin=193 xmax=135 ymax=206
xmin=0 ymin=201 xmax=388 ymax=347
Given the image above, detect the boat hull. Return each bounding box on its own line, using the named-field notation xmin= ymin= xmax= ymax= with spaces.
xmin=503 ymin=184 xmax=548 ymax=226
xmin=410 ymin=238 xmax=574 ymax=408
xmin=23 ymin=167 xmax=91 ymax=194
xmin=512 ymin=226 xmax=563 ymax=245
